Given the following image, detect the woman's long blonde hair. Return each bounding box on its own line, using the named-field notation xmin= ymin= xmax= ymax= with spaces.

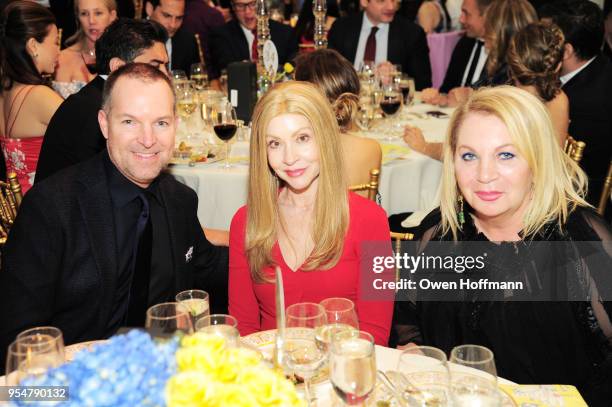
xmin=247 ymin=81 xmax=349 ymax=282
xmin=65 ymin=0 xmax=117 ymax=48
xmin=440 ymin=86 xmax=588 ymax=240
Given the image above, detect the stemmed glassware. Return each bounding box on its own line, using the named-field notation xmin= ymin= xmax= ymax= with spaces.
xmin=329 ymin=330 xmax=377 ymax=406
xmin=399 ymin=74 xmax=415 ymax=106
xmin=397 ymin=345 xmax=451 ymax=406
xmin=284 ymin=302 xmax=328 ymax=406
xmin=211 ymin=100 xmax=238 ymax=169
xmin=195 ymin=314 xmax=240 ymax=347
xmin=6 ymin=329 xmax=65 ymax=385
xmin=190 ymin=63 xmax=208 ymax=91
xmin=145 ymin=302 xmax=194 ymax=339
xmin=317 ymin=298 xmax=359 ymax=353
xmin=380 ymin=82 xmax=403 ymax=139
xmin=450 ymin=344 xmax=501 ymax=407
xmin=175 ymin=289 xmax=210 ymax=326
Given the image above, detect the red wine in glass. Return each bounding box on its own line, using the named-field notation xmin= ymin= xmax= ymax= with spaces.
xmin=380 ymin=98 xmax=401 ymax=116
xmin=400 ymin=84 xmax=410 ymax=101
xmin=214 ymin=124 xmax=237 ymax=141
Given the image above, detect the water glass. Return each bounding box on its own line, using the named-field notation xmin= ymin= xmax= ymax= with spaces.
xmin=175 ymin=289 xmax=210 ymax=325
xmin=190 ymin=63 xmax=208 ymax=91
xmin=6 ymin=334 xmax=65 ymax=385
xmin=317 ymin=298 xmax=359 ymax=353
xmin=450 ymin=345 xmax=501 ymax=407
xmin=145 ymin=302 xmax=194 ymax=339
xmin=195 ymin=314 xmax=240 ymax=346
xmin=397 ymin=346 xmax=451 ymax=406
xmin=329 ymin=330 xmax=376 ymax=406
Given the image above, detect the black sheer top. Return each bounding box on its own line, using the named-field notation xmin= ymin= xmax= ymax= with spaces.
xmin=394 ymin=207 xmax=612 ymax=406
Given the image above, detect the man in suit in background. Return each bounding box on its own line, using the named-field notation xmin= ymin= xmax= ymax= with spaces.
xmin=35 ymin=19 xmax=169 ymax=183
xmin=328 ymin=0 xmax=432 ymax=90
xmin=208 ymin=0 xmax=298 ymax=79
xmin=145 ymin=0 xmax=200 ymax=73
xmin=554 ymin=1 xmax=612 ymax=208
xmin=182 ymin=0 xmax=225 ymax=78
xmin=0 ymin=63 xmax=228 ymax=369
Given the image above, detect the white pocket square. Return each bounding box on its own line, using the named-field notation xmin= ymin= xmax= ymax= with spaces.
xmin=185 ymin=246 xmax=194 ymax=263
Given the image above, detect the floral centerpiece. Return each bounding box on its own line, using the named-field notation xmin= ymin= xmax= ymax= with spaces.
xmin=12 ymin=330 xmax=304 ymax=407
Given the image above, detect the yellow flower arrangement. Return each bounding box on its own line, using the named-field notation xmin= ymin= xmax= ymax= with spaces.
xmin=166 ymin=333 xmax=305 ymax=407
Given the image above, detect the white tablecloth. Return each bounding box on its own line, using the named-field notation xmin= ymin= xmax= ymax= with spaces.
xmin=168 ymin=103 xmax=452 ymax=230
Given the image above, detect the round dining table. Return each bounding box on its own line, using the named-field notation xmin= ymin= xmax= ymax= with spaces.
xmin=168 ymin=103 xmax=453 ymax=230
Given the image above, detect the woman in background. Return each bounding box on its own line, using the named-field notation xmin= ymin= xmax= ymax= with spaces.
xmin=395 ymin=86 xmax=612 ymax=405
xmin=229 ymin=81 xmax=394 ymax=346
xmin=294 ymin=48 xmax=381 ymax=189
xmin=53 ymin=0 xmax=117 ymax=98
xmin=0 ymin=1 xmax=63 ymax=191
xmin=508 ymin=22 xmax=569 ymax=146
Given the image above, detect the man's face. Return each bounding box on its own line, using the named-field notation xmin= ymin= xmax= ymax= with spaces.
xmin=147 ymin=0 xmax=185 ymax=37
xmin=99 ymin=76 xmax=177 ymax=189
xmin=132 ymin=42 xmax=170 ymax=75
xmin=360 ymin=0 xmax=397 ymax=25
xmin=459 ymin=0 xmax=486 ymax=38
xmin=232 ymin=0 xmax=257 ymax=31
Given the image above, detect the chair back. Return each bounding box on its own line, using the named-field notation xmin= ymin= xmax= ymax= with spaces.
xmin=564 ymin=136 xmax=586 ymax=163
xmin=597 ymin=160 xmax=612 ymax=216
xmin=0 ymin=173 xmax=23 ymax=245
xmin=390 ymin=231 xmax=414 ymax=282
xmin=194 ymin=33 xmax=205 ymax=65
xmin=133 ymin=0 xmax=144 ymax=19
xmin=348 ymin=168 xmax=380 ymax=202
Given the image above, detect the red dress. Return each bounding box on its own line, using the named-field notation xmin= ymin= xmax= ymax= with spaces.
xmin=229 ymin=192 xmax=395 ymax=346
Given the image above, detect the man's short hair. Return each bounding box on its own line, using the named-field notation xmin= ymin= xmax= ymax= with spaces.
xmin=552 ymin=0 xmax=604 ymax=61
xmin=475 ymin=0 xmax=494 ymax=15
xmin=95 ymin=18 xmax=169 ymax=75
xmin=101 ymin=63 xmax=175 ymax=113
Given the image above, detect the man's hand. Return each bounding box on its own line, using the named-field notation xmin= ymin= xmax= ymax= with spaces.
xmin=447 ymin=86 xmax=473 ymax=107
xmin=403 ymin=125 xmax=427 ymax=153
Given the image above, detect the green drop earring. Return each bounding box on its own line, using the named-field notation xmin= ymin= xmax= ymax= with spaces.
xmin=458 ymin=195 xmax=465 ymax=226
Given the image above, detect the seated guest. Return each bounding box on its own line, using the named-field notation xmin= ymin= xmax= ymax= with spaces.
xmin=208 ymin=0 xmax=298 ymax=80
xmin=181 ymin=0 xmax=224 ymax=79
xmin=35 ymin=18 xmax=168 ymax=183
xmin=0 ymin=63 xmax=227 ymax=368
xmin=145 ymin=0 xmax=200 ymax=73
xmin=53 ymin=0 xmax=117 ymax=98
xmin=422 ymin=0 xmax=493 ymax=104
xmin=395 ymin=86 xmax=612 ymax=405
xmin=508 ymin=22 xmax=569 ymax=146
xmin=553 ymin=0 xmax=612 ymax=206
xmin=328 ymin=0 xmax=432 ymax=90
xmin=229 ymin=82 xmax=394 ymax=346
xmin=0 ymin=1 xmax=63 ymax=193
xmin=294 ymin=49 xmax=382 ymax=189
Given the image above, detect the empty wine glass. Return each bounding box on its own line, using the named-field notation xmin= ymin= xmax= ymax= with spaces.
xmin=285 ymin=303 xmax=327 ymax=406
xmin=6 ymin=334 xmax=65 ymax=385
xmin=359 ymin=60 xmax=376 ymax=82
xmin=397 ymin=346 xmax=451 ymax=406
xmin=190 ymin=63 xmax=208 ymax=91
xmin=195 ymin=314 xmax=239 ymax=347
xmin=329 ymin=330 xmax=376 ymax=406
xmin=450 ymin=345 xmax=501 ymax=407
xmin=175 ymin=289 xmax=210 ymax=326
xmin=211 ymin=100 xmax=238 ymax=169
xmin=145 ymin=302 xmax=194 ymax=339
xmin=399 ymin=74 xmax=415 ymax=106
xmin=317 ymin=298 xmax=359 ymax=353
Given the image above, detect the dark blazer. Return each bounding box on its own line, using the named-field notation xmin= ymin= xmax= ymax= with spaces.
xmin=440 ymin=35 xmax=482 ymax=93
xmin=35 ymin=76 xmax=105 ymax=184
xmin=170 ymin=26 xmax=201 ymax=73
xmin=209 ymin=19 xmax=298 ymax=79
xmin=562 ymin=55 xmax=612 ymax=203
xmin=327 ymin=12 xmax=432 ymax=90
xmin=0 ymin=152 xmax=225 ymax=367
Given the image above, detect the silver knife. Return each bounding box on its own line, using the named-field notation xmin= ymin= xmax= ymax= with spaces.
xmin=274 ymin=265 xmax=286 ymax=371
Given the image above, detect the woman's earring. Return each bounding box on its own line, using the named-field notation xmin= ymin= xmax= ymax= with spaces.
xmin=457 ymin=195 xmax=465 ymax=226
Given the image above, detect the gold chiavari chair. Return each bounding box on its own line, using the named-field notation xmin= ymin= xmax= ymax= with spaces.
xmin=194 ymin=33 xmax=205 ymax=65
xmin=390 ymin=231 xmax=414 ymax=282
xmin=564 ymin=135 xmax=586 ymax=164
xmin=0 ymin=173 xmax=23 ymax=246
xmin=348 ymin=168 xmax=380 ymax=202
xmin=597 ymin=160 xmax=612 ymax=216
xmin=133 ymin=0 xmax=144 ymax=19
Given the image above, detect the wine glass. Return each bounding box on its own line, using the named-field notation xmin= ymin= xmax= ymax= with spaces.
xmin=211 ymin=100 xmax=238 ymax=169
xmin=450 ymin=345 xmax=501 ymax=407
xmin=380 ymin=82 xmax=402 ymax=139
xmin=145 ymin=302 xmax=194 ymax=339
xmin=175 ymin=289 xmax=210 ymax=326
xmin=397 ymin=346 xmax=451 ymax=406
xmin=285 ymin=302 xmax=327 ymax=406
xmin=359 ymin=60 xmax=376 ymax=82
xmin=190 ymin=63 xmax=208 ymax=91
xmin=195 ymin=314 xmax=240 ymax=347
xmin=317 ymin=298 xmax=359 ymax=353
xmin=329 ymin=330 xmax=376 ymax=406
xmin=6 ymin=334 xmax=65 ymax=385
xmin=399 ymin=74 xmax=415 ymax=106
xmin=172 ymin=69 xmax=188 ymax=82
